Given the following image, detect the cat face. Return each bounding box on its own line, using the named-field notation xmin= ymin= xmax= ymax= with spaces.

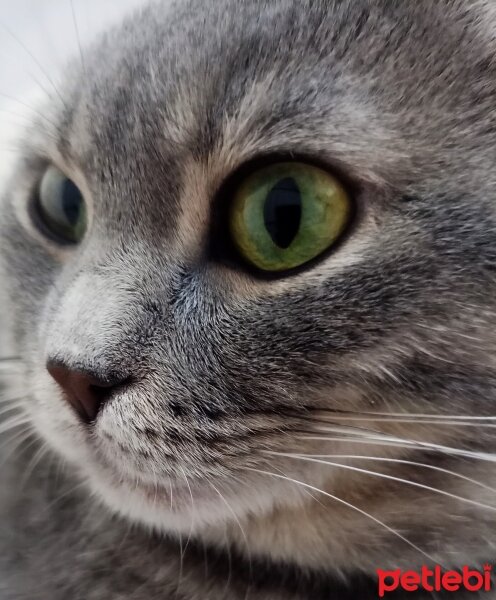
xmin=2 ymin=0 xmax=496 ymax=574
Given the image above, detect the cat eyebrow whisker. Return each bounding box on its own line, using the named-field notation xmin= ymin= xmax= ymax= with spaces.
xmin=0 ymin=49 xmax=59 ymax=104
xmin=69 ymin=0 xmax=87 ymax=79
xmin=0 ymin=106 xmax=58 ymax=133
xmin=264 ymin=452 xmax=496 ymax=513
xmin=241 ymin=465 xmax=442 ymax=567
xmin=0 ymin=22 xmax=68 ymax=110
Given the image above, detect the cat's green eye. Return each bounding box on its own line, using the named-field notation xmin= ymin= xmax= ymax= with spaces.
xmin=229 ymin=162 xmax=351 ymax=272
xmin=34 ymin=166 xmax=87 ymax=244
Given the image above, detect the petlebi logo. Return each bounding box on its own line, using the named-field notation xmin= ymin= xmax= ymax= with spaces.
xmin=377 ymin=564 xmax=493 ymax=597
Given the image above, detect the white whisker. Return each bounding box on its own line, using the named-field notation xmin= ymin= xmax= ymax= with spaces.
xmin=209 ymin=479 xmax=253 ymax=596
xmin=265 ymin=452 xmax=496 ymax=513
xmin=271 ymin=453 xmax=496 ymax=494
xmin=0 ymin=402 xmax=25 ymax=417
xmin=0 ymin=415 xmax=31 ymax=435
xmin=41 ymin=480 xmax=87 ymax=516
xmin=313 ymin=415 xmax=496 ymax=427
xmin=20 ymin=442 xmax=51 ymax=488
xmin=0 ymin=22 xmax=67 ymax=108
xmin=178 ymin=466 xmax=196 ymax=558
xmin=0 ymin=427 xmax=36 ymax=467
xmin=298 ymin=431 xmax=496 ymax=462
xmin=314 ymin=410 xmax=496 ymax=421
xmin=242 ymin=465 xmax=443 ymax=566
xmin=69 ymin=0 xmax=86 ymax=76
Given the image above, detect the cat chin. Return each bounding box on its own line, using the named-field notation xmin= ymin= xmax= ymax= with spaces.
xmin=84 ymin=461 xmax=293 ymax=536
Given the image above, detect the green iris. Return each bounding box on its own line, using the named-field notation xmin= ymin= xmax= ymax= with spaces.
xmin=35 ymin=166 xmax=87 ymax=244
xmin=229 ymin=162 xmax=351 ymax=272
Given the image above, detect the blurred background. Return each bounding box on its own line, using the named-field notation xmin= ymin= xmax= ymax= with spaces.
xmin=0 ymin=0 xmax=147 ymax=105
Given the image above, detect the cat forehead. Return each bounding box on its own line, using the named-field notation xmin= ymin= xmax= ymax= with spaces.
xmin=36 ymin=0 xmax=496 ymax=199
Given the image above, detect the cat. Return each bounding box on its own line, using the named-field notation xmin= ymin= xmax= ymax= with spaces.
xmin=1 ymin=0 xmax=496 ymax=598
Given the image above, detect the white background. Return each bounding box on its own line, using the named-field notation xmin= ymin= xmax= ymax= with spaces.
xmin=0 ymin=0 xmax=147 ymax=105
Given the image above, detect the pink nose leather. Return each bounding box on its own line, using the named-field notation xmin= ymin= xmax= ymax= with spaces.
xmin=47 ymin=361 xmax=125 ymax=422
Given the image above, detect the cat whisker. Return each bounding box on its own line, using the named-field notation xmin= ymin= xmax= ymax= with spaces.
xmin=240 ymin=465 xmax=442 ymax=567
xmin=0 ymin=387 xmax=31 ymax=400
xmin=209 ymin=479 xmax=254 ymax=593
xmin=0 ymin=381 xmax=56 ymax=400
xmin=310 ymin=414 xmax=496 ymax=427
xmin=174 ymin=471 xmax=190 ymax=599
xmin=0 ymin=392 xmax=31 ymax=405
xmin=175 ymin=528 xmax=185 ymax=599
xmin=309 ymin=425 xmax=496 ymax=456
xmin=69 ymin=0 xmax=86 ymax=77
xmin=294 ymin=420 xmax=406 ymax=441
xmin=304 ymin=422 xmax=464 ymax=441
xmin=264 ymin=451 xmax=496 ymax=513
xmin=273 ymin=453 xmax=496 ymax=494
xmin=40 ymin=480 xmax=87 ymax=516
xmin=0 ymin=22 xmax=67 ymax=109
xmin=0 ymin=423 xmax=32 ymax=450
xmin=0 ymin=49 xmax=56 ymax=103
xmin=0 ymin=107 xmax=57 ymax=131
xmin=222 ymin=521 xmax=233 ymax=599
xmin=0 ymin=414 xmax=32 ymax=435
xmin=0 ymin=427 xmax=37 ymax=469
xmin=309 ymin=407 xmax=496 ymax=421
xmin=20 ymin=441 xmax=52 ymax=489
xmin=311 ymin=418 xmax=496 ymax=428
xmin=295 ymin=433 xmax=496 ymax=463
xmin=0 ymin=402 xmax=26 ymax=418
xmin=178 ymin=466 xmax=196 ymax=558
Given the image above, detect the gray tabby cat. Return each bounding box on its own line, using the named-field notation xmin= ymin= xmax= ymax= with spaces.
xmin=1 ymin=0 xmax=496 ymax=598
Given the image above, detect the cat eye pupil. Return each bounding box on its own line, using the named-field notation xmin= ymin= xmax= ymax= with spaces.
xmin=60 ymin=179 xmax=84 ymax=225
xmin=263 ymin=177 xmax=302 ymax=249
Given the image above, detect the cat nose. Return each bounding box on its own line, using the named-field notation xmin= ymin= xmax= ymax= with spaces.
xmin=46 ymin=360 xmax=128 ymax=423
